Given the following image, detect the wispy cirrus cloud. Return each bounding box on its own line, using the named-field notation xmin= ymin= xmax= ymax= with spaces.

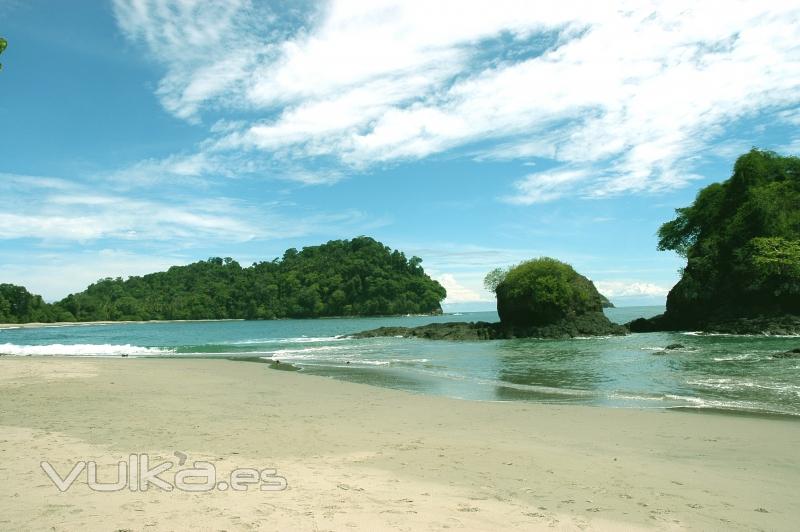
xmin=112 ymin=0 xmax=800 ymax=199
xmin=0 ymin=173 xmax=378 ymax=243
xmin=503 ymin=169 xmax=589 ymax=205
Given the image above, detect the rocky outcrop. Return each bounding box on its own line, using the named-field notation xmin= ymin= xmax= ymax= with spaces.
xmin=773 ymin=348 xmax=800 ymax=359
xmin=630 ymin=150 xmax=800 ymax=334
xmin=629 ymin=314 xmax=800 ymax=335
xmin=353 ymin=258 xmax=627 ymax=341
xmin=353 ymin=312 xmax=627 ymax=341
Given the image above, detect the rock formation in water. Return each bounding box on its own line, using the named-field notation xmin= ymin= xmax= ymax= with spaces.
xmin=354 ymin=258 xmax=626 ymax=340
xmin=628 ymin=149 xmax=800 ymax=335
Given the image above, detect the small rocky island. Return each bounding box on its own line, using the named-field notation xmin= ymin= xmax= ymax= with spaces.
xmin=354 ymin=258 xmax=626 ymax=340
xmin=628 ymin=150 xmax=800 ymax=335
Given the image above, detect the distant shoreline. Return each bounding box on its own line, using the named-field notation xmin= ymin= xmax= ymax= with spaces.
xmin=0 ymin=312 xmax=453 ymax=330
xmin=0 ymin=307 xmax=666 ymax=332
xmin=0 ymin=318 xmax=246 ymax=330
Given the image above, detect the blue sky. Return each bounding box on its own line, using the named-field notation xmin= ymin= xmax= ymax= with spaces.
xmin=1 ymin=1 xmax=799 ymax=309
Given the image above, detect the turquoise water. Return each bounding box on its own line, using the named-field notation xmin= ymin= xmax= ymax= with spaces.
xmin=2 ymin=307 xmax=800 ymax=416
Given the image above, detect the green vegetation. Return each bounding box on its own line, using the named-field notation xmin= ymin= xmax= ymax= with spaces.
xmin=599 ymin=293 xmax=614 ymax=308
xmin=355 ymin=257 xmax=625 ymax=339
xmin=488 ymin=258 xmax=604 ymax=327
xmin=0 ymin=284 xmax=72 ymax=323
xmin=484 ymin=264 xmax=614 ymax=309
xmin=0 ymin=237 xmax=446 ymax=323
xmin=482 ymin=267 xmax=508 ymax=292
xmin=0 ymin=37 xmax=6 ymax=70
xmin=656 ymin=149 xmax=800 ymax=325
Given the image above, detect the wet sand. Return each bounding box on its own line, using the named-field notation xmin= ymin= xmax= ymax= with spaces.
xmin=1 ymin=356 xmax=798 ymax=530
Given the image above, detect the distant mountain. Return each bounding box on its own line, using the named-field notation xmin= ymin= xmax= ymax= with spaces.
xmin=1 ymin=237 xmax=447 ymax=323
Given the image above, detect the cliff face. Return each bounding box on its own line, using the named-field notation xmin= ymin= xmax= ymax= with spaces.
xmin=629 ymin=150 xmax=800 ymax=334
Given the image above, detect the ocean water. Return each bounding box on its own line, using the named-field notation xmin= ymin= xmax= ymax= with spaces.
xmin=2 ymin=306 xmax=800 ymax=416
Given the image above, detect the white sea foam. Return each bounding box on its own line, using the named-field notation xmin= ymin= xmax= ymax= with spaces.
xmin=267 ymin=345 xmax=349 ymax=357
xmin=712 ymin=354 xmax=753 ymax=362
xmin=682 ymin=331 xmax=800 ymax=338
xmin=0 ymin=343 xmax=174 ymax=357
xmin=226 ymin=336 xmax=347 ymax=345
xmin=688 ymin=378 xmax=800 ymax=395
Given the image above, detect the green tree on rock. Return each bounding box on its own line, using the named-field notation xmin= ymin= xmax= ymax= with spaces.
xmin=492 ymin=258 xmax=604 ymax=327
xmin=656 ymin=149 xmax=800 ymax=324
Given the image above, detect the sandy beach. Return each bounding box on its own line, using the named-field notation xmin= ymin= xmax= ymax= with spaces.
xmin=0 ymin=357 xmax=798 ymax=531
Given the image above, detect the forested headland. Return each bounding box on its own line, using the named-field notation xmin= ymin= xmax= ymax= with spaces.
xmin=0 ymin=237 xmax=447 ymax=323
xmin=631 ymin=149 xmax=800 ymax=333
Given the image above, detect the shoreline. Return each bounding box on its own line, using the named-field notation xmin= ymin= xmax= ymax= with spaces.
xmin=1 ymin=356 xmax=798 ymax=530
xmin=0 ymin=312 xmax=454 ymax=330
xmin=0 ymin=318 xmax=247 ymax=330
xmin=2 ymin=352 xmax=799 ymax=419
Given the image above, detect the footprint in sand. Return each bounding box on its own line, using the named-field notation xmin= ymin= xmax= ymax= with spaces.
xmin=523 ymin=511 xmax=547 ymax=519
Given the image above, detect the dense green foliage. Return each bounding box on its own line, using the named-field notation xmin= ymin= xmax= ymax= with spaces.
xmin=493 ymin=258 xmax=604 ymax=326
xmin=0 ymin=37 xmax=6 ymax=70
xmin=483 ymin=267 xmax=508 ymax=292
xmin=484 ymin=264 xmax=613 ymax=308
xmin=0 ymin=284 xmax=72 ymax=323
xmin=1 ymin=237 xmax=446 ymax=323
xmin=657 ymin=149 xmax=800 ymax=322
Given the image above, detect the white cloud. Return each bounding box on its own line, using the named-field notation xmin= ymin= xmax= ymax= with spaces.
xmin=779 ymin=137 xmax=800 ymax=155
xmin=0 ymin=173 xmax=377 ymax=243
xmin=503 ymin=169 xmax=588 ymax=204
xmin=112 ymin=0 xmax=263 ymax=121
xmin=0 ymin=176 xmax=259 ymax=242
xmin=594 ymin=280 xmax=670 ymax=298
xmin=437 ymin=273 xmax=486 ymax=303
xmin=113 ymin=0 xmax=800 ymax=198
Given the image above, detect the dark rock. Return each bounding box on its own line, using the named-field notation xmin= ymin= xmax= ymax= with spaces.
xmin=352 ymin=321 xmax=500 ymax=341
xmin=773 ymin=348 xmax=800 ymax=359
xmin=628 ymin=313 xmax=800 ymax=335
xmin=627 ymin=314 xmax=679 ymax=333
xmin=269 ymin=361 xmax=300 ymax=371
xmin=664 ymin=343 xmax=684 ymax=350
xmin=352 ymin=313 xmax=627 ymax=341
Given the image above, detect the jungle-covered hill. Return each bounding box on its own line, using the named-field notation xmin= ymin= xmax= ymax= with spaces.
xmin=631 ymin=149 xmax=800 ymax=333
xmin=0 ymin=237 xmax=447 ymax=323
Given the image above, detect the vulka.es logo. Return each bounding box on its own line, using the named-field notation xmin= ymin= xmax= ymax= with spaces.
xmin=40 ymin=452 xmax=287 ymax=493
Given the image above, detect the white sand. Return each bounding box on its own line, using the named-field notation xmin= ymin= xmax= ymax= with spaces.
xmin=1 ymin=357 xmax=798 ymax=531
